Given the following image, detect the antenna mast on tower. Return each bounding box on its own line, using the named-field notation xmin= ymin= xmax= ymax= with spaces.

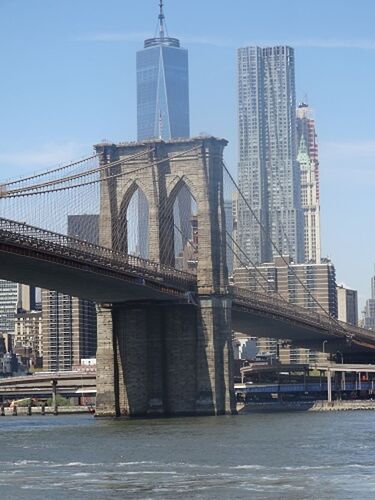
xmin=145 ymin=0 xmax=179 ymax=48
xmin=159 ymin=0 xmax=165 ymax=39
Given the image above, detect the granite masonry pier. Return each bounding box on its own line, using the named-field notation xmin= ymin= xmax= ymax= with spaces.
xmin=94 ymin=137 xmax=236 ymax=418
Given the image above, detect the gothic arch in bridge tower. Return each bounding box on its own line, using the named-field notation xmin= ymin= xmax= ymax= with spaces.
xmin=164 ymin=176 xmax=198 ymax=272
xmin=117 ymin=181 xmax=150 ymax=259
xmin=166 ymin=174 xmax=198 ymax=202
xmin=118 ymin=177 xmax=152 ymax=212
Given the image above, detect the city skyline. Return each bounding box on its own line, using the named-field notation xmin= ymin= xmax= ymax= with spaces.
xmin=0 ymin=0 xmax=374 ymax=304
xmin=1 ymin=3 xmax=375 ymax=490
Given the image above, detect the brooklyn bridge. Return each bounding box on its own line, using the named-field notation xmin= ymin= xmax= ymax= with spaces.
xmin=0 ymin=136 xmax=374 ymax=417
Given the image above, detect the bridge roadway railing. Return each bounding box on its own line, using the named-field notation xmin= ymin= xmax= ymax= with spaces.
xmin=232 ymin=285 xmax=375 ymax=343
xmin=230 ymin=286 xmax=351 ymax=338
xmin=231 ymin=286 xmax=375 ymax=345
xmin=0 ymin=217 xmax=196 ymax=292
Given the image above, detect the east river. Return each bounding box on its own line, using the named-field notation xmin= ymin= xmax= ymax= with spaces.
xmin=0 ymin=411 xmax=374 ymax=499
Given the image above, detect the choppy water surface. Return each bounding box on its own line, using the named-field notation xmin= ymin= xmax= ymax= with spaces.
xmin=1 ymin=411 xmax=375 ymax=499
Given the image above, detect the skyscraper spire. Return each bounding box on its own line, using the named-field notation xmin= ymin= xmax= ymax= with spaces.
xmin=158 ymin=0 xmax=165 ymax=39
xmin=145 ymin=0 xmax=180 ymax=48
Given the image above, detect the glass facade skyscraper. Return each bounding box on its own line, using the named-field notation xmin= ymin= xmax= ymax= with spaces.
xmin=137 ymin=3 xmax=190 ymax=141
xmin=237 ymin=46 xmax=304 ymax=265
xmin=135 ymin=2 xmax=191 ymax=262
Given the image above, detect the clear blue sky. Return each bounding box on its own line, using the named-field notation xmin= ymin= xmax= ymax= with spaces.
xmin=1 ymin=0 xmax=374 ymax=307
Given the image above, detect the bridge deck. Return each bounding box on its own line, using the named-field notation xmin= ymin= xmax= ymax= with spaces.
xmin=0 ymin=218 xmax=374 ymax=354
xmin=0 ymin=217 xmax=196 ymax=302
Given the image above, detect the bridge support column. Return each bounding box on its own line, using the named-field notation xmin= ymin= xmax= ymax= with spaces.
xmin=95 ymin=137 xmax=236 ymax=417
xmin=196 ymin=296 xmax=236 ymax=415
xmin=163 ymin=304 xmax=198 ymax=414
xmin=95 ymin=298 xmax=236 ymax=418
xmin=96 ymin=304 xmax=120 ymax=417
xmin=327 ymin=369 xmax=332 ymax=403
xmin=114 ymin=303 xmax=161 ymax=416
xmin=111 ymin=302 xmax=199 ymax=417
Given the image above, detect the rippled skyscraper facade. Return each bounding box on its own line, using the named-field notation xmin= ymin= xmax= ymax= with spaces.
xmin=237 ymin=46 xmax=304 ymax=265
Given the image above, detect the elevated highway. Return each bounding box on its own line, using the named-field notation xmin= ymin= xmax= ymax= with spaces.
xmin=0 ymin=372 xmax=96 ymax=399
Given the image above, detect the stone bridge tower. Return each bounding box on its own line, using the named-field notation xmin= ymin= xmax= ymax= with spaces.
xmin=94 ymin=137 xmax=236 ymax=417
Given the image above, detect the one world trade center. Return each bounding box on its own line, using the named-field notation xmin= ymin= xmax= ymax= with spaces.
xmin=137 ymin=1 xmax=190 ymax=140
xmin=135 ymin=1 xmax=191 ymax=265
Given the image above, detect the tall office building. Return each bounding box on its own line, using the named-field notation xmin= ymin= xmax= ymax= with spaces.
xmin=42 ymin=215 xmax=98 ymax=371
xmin=136 ymin=1 xmax=191 ymax=260
xmin=363 ymin=271 xmax=375 ymax=330
xmin=297 ymin=136 xmax=321 ymax=263
xmin=337 ymin=284 xmax=358 ymax=326
xmin=42 ymin=292 xmax=97 ymax=371
xmin=297 ymin=103 xmax=320 ymax=201
xmin=234 ymin=256 xmax=338 ymax=317
xmin=14 ymin=310 xmax=43 ymax=367
xmin=296 ymin=103 xmax=321 ymax=263
xmin=137 ymin=1 xmax=190 ymax=140
xmin=237 ymin=46 xmax=304 ymax=265
xmin=0 ymin=281 xmax=35 ymax=335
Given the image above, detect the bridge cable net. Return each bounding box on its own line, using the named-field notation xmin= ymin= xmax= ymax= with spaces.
xmin=0 ymin=147 xmax=175 ymax=227
xmin=0 ymin=149 xmax=152 ymax=263
xmin=0 ymin=146 xmax=201 ymax=283
xmin=0 ymin=155 xmax=102 ymax=236
xmin=222 ymin=162 xmax=348 ymax=333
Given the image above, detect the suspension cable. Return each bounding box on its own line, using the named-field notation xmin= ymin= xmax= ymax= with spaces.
xmin=174 ymin=223 xmax=197 ymax=252
xmin=4 ymin=149 xmax=153 ymax=196
xmin=226 ymin=230 xmax=286 ymax=300
xmin=227 ymin=241 xmax=270 ymax=296
xmin=2 ymin=146 xmax=201 ymax=199
xmin=3 ymin=154 xmax=99 ymax=188
xmin=223 ymin=161 xmax=341 ymax=324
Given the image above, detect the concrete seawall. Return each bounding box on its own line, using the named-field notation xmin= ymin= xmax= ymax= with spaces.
xmin=310 ymin=401 xmax=375 ymax=412
xmin=0 ymin=406 xmax=92 ymax=416
xmin=237 ymin=400 xmax=375 ymax=413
